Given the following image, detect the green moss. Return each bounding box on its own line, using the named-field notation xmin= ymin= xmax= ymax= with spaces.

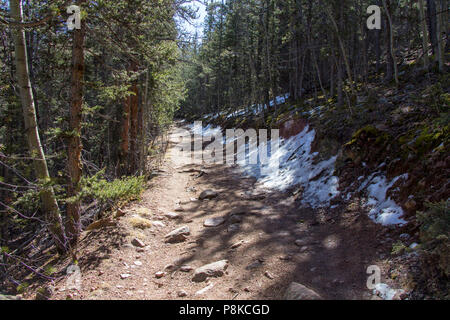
xmin=345 ymin=125 xmax=382 ymax=147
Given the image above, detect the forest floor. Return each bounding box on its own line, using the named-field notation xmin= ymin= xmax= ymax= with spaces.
xmin=31 ymin=123 xmax=403 ymax=300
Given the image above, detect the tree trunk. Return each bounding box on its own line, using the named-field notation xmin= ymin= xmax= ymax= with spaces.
xmin=325 ymin=3 xmax=355 ymax=96
xmin=436 ymin=0 xmax=445 ymax=72
xmin=128 ymin=61 xmax=139 ymax=174
xmin=10 ymin=0 xmax=66 ymax=252
xmin=426 ymin=0 xmax=438 ymax=56
xmin=66 ymin=0 xmax=86 ymax=246
xmin=383 ymin=0 xmax=399 ymax=85
xmin=419 ymin=0 xmax=430 ymax=69
xmin=119 ymin=79 xmax=131 ymax=176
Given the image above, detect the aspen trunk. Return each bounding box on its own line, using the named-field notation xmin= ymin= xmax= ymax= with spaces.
xmin=10 ymin=0 xmax=66 ymax=251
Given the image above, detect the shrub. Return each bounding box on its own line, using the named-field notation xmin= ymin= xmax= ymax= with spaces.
xmin=76 ymin=170 xmax=145 ymax=206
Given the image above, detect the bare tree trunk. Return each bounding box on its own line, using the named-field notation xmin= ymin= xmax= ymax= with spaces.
xmin=419 ymin=0 xmax=430 ymax=69
xmin=383 ymin=0 xmax=399 ymax=85
xmin=436 ymin=0 xmax=445 ymax=72
xmin=325 ymin=3 xmax=356 ymax=96
xmin=66 ymin=0 xmax=86 ymax=246
xmin=426 ymin=0 xmax=438 ymax=56
xmin=119 ymin=75 xmax=131 ymax=175
xmin=10 ymin=0 xmax=66 ymax=252
xmin=128 ymin=61 xmax=139 ymax=174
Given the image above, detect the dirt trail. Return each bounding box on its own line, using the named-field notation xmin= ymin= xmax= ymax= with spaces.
xmin=50 ymin=124 xmax=391 ymax=300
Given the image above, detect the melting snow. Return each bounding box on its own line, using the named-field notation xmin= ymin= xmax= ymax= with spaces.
xmin=373 ymin=283 xmax=403 ymax=300
xmin=185 ymin=120 xmax=409 ymax=226
xmin=361 ymin=173 xmax=408 ymax=226
xmin=237 ymin=125 xmax=340 ymax=208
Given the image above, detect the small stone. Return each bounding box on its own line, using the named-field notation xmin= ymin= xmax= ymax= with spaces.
xmin=204 ymin=217 xmax=226 ymax=227
xmin=180 ymin=265 xmax=194 ymax=272
xmin=120 ymin=274 xmax=131 ymax=279
xmin=134 ymin=261 xmax=142 ymax=266
xmin=164 ymin=264 xmax=175 ymax=271
xmin=279 ymin=254 xmax=293 ymax=261
xmin=177 ymin=290 xmax=188 ymax=297
xmin=174 ymin=205 xmax=184 ymax=212
xmin=284 ymin=282 xmax=323 ymax=300
xmin=246 ymin=260 xmax=263 ymax=270
xmin=192 ymin=260 xmax=229 ymax=282
xmin=131 ymin=238 xmax=146 ymax=248
xmin=152 ymin=221 xmax=165 ymax=228
xmin=264 ymin=271 xmax=274 ymax=279
xmin=199 ymin=190 xmax=219 ymax=200
xmin=165 ymin=226 xmax=190 ymax=243
xmin=155 ymin=272 xmax=165 ymax=279
xmin=228 ymin=224 xmax=240 ymax=232
xmin=230 ymin=240 xmax=245 ymax=249
xmin=399 ymin=233 xmax=410 ymax=240
xmin=165 ymin=212 xmax=181 ymax=220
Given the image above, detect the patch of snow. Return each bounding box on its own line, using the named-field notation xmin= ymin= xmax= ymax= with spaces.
xmin=373 ymin=283 xmax=402 ymax=300
xmin=238 ymin=125 xmax=340 ymax=208
xmin=361 ymin=174 xmax=408 ymax=226
xmin=409 ymin=243 xmax=418 ymax=249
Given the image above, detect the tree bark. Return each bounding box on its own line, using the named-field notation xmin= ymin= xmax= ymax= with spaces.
xmin=128 ymin=61 xmax=139 ymax=174
xmin=426 ymin=0 xmax=438 ymax=56
xmin=10 ymin=0 xmax=66 ymax=252
xmin=66 ymin=0 xmax=86 ymax=246
xmin=382 ymin=0 xmax=399 ymax=85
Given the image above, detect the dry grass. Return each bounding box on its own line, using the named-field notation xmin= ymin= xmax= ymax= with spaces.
xmin=128 ymin=216 xmax=153 ymax=229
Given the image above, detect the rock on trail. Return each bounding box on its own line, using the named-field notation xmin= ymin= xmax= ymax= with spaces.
xmin=199 ymin=190 xmax=219 ymax=200
xmin=192 ymin=260 xmax=229 ymax=282
xmin=165 ymin=226 xmax=190 ymax=243
xmin=203 ymin=217 xmax=226 ymax=227
xmin=284 ymin=282 xmax=323 ymax=300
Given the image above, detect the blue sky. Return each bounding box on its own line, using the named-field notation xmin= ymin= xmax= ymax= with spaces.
xmin=178 ymin=1 xmax=207 ymax=39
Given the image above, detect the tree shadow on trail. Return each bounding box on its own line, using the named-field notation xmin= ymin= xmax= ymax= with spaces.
xmin=169 ymin=162 xmax=387 ymax=300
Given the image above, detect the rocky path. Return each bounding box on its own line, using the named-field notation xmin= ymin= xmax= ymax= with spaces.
xmin=49 ymin=125 xmax=393 ymax=300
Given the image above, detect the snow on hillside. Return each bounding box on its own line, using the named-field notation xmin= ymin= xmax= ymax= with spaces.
xmin=186 ymin=117 xmax=408 ymax=226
